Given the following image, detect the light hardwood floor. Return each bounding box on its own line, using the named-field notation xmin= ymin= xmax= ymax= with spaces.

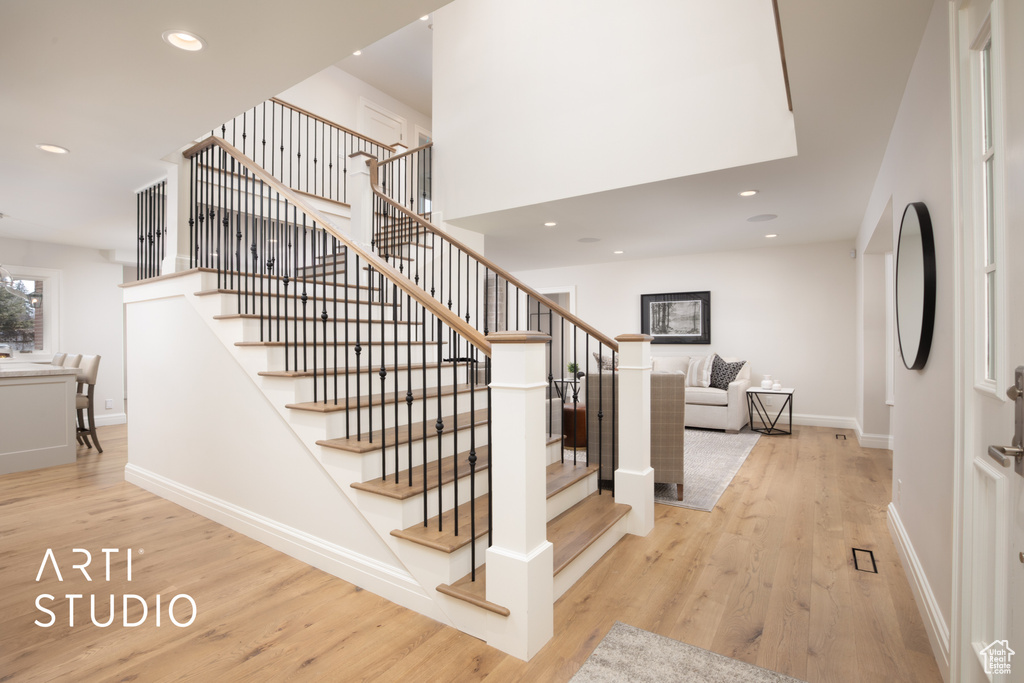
xmin=0 ymin=424 xmax=942 ymax=682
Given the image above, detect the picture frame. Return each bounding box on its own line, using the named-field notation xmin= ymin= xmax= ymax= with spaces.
xmin=640 ymin=291 xmax=711 ymax=344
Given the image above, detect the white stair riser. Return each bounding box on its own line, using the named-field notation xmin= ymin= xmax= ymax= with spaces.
xmin=258 ymin=365 xmax=466 ymax=404
xmin=356 ymin=467 xmax=490 ymax=534
xmin=257 ymin=341 xmax=440 ymax=372
xmin=553 ymin=514 xmax=629 ymax=600
xmin=546 ymin=473 xmax=599 ymax=522
xmin=393 ymin=533 xmax=490 ymax=587
xmin=314 ymin=424 xmax=490 ymax=482
xmin=204 ymin=292 xmax=399 ymax=320
xmin=287 ymin=389 xmax=488 ymax=433
xmin=232 ymin=317 xmax=425 ymax=344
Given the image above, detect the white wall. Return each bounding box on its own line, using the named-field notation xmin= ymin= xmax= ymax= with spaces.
xmin=0 ymin=236 xmax=126 ymax=425
xmin=277 ymin=65 xmax=432 ymax=149
xmin=856 ymin=0 xmax=953 ymax=636
xmin=432 ymin=0 xmax=796 ymax=222
xmin=513 ymin=240 xmax=858 ymax=425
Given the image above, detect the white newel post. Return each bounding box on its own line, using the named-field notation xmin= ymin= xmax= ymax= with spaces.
xmin=485 ymin=331 xmax=554 ymax=660
xmin=346 ymin=152 xmax=375 ymax=248
xmin=614 ymin=334 xmax=655 ymax=536
xmin=169 ymin=151 xmax=192 ymax=274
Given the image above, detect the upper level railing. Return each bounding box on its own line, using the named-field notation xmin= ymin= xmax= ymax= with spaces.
xmin=212 ymin=98 xmax=397 ymax=206
xmin=379 ymin=142 xmax=433 ymax=219
xmin=136 ymin=179 xmax=167 ymax=280
xmin=366 ymin=156 xmax=618 ymax=485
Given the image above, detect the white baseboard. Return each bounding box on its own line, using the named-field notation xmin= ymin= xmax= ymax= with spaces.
xmin=887 ymin=503 xmax=950 ymax=682
xmin=124 ymin=463 xmax=447 ymax=624
xmin=791 ymin=413 xmax=858 ymax=430
xmin=852 ymin=419 xmax=894 ymax=450
xmin=95 ymin=412 xmax=127 ymax=427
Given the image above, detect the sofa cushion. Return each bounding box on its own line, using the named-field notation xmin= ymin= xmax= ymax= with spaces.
xmin=686 ymin=354 xmax=716 ymax=388
xmin=709 ymin=355 xmax=747 ymax=390
xmin=591 ymin=351 xmax=618 ymax=371
xmin=685 ymin=386 xmax=729 ymax=406
xmin=652 ymin=356 xmax=690 ymax=373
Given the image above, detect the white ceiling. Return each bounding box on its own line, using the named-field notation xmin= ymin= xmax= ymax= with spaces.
xmin=335 ymin=18 xmax=434 ymax=118
xmin=0 ymin=0 xmax=442 ymax=253
xmin=1 ymin=0 xmax=936 ymax=273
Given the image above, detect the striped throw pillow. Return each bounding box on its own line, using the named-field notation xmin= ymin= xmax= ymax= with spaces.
xmin=686 ymin=354 xmax=716 ymax=388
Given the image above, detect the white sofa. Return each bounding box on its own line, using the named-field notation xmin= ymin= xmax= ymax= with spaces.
xmin=651 ymin=355 xmax=751 ymax=433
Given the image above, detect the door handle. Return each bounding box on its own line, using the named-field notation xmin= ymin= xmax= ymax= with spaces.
xmin=988 ymin=445 xmax=1024 ymax=467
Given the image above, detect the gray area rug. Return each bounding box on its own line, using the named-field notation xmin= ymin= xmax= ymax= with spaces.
xmin=654 ymin=429 xmax=760 ymax=511
xmin=570 ymin=622 xmax=806 ymax=683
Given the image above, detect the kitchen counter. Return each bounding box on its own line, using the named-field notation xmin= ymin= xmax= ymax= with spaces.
xmin=0 ymin=363 xmax=79 ymax=474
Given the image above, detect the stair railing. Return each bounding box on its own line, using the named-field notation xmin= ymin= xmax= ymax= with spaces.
xmin=369 ymin=156 xmax=619 ymax=491
xmin=212 ymin=98 xmax=396 ymax=206
xmin=136 ymin=179 xmax=167 ymax=279
xmin=183 ymin=136 xmax=494 ymax=579
xmin=378 ymin=142 xmax=433 ymax=219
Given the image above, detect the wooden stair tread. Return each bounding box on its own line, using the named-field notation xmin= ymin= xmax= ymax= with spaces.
xmin=436 ymin=566 xmax=509 ymax=617
xmin=236 ymin=339 xmax=439 ymax=348
xmin=214 ymin=314 xmax=420 ymax=325
xmin=196 ymin=289 xmax=393 ymax=306
xmin=352 ymin=446 xmax=490 ymax=500
xmin=390 ymin=494 xmax=489 ymax=553
xmin=436 ymin=492 xmax=627 ymax=618
xmin=546 ymin=461 xmax=600 ymax=497
xmin=391 ymin=460 xmax=598 ymax=552
xmin=287 ymin=383 xmax=486 ymax=413
xmin=548 ymin=493 xmax=630 ymax=576
xmin=258 ymin=361 xmax=442 ymax=378
xmin=317 ymin=408 xmax=488 ymax=454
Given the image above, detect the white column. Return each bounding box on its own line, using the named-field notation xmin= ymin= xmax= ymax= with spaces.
xmin=614 ymin=334 xmax=655 ymax=536
xmin=167 ymin=151 xmax=192 ymax=274
xmin=485 ymin=331 xmax=554 ymax=660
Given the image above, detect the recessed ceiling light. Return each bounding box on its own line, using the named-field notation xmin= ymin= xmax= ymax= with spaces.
xmin=765 ymin=234 xmax=778 ymax=238
xmin=578 ymin=237 xmax=600 ymax=243
xmin=747 ymin=214 xmax=778 ymax=222
xmin=613 ymin=250 xmax=624 ymax=254
xmin=353 ymin=50 xmax=362 ymax=56
xmin=739 ymin=190 xmax=758 ymax=197
xmin=544 ymin=221 xmax=557 ymax=227
xmin=420 ymin=15 xmax=430 ymax=20
xmin=162 ymin=30 xmax=205 ymax=52
xmin=36 ymin=143 xmax=69 ymax=154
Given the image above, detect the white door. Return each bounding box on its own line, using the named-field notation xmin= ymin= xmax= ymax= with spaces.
xmin=953 ymin=0 xmax=1024 ymax=680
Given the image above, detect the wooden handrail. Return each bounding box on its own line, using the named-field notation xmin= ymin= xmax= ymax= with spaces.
xmin=183 ymin=137 xmax=490 ymax=355
xmin=269 ymin=97 xmax=397 ymax=154
xmin=364 ymin=158 xmax=619 ymax=353
xmin=379 ymin=141 xmax=433 ymax=166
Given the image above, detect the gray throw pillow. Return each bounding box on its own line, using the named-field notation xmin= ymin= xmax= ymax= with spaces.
xmin=709 ymin=354 xmax=746 ymax=390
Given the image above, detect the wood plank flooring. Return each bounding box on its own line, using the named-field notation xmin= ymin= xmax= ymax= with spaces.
xmin=0 ymin=424 xmax=943 ymax=682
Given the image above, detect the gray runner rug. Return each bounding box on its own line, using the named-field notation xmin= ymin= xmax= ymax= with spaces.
xmin=654 ymin=429 xmax=760 ymax=511
xmin=570 ymin=622 xmax=806 ymax=683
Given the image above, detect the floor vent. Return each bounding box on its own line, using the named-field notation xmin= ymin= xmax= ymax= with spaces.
xmin=852 ymin=548 xmax=878 ymax=573
xmin=835 ymin=434 xmax=847 ymax=440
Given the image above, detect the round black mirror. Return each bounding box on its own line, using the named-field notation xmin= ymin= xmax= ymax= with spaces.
xmin=895 ymin=202 xmax=936 ymax=370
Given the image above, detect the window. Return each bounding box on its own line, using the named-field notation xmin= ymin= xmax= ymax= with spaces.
xmin=979 ymin=37 xmax=997 ymax=382
xmin=0 ymin=265 xmax=60 ymax=358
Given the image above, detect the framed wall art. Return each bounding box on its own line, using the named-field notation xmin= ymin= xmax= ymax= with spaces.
xmin=640 ymin=291 xmax=711 ymax=344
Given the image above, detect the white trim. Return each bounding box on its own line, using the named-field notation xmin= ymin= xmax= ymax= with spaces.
xmin=791 ymin=413 xmax=857 ymax=430
xmin=124 ymin=463 xmax=445 ymax=622
xmin=536 ymin=286 xmax=577 ymax=316
xmin=94 ymin=412 xmax=127 ymax=427
xmin=889 ymin=502 xmax=952 ymax=681
xmin=854 ymin=424 xmax=893 ymax=450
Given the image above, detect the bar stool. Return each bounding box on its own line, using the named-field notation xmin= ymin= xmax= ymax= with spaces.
xmin=65 ymin=354 xmax=82 ymax=369
xmin=51 ymin=352 xmax=67 ymax=366
xmin=75 ymin=355 xmax=102 ymax=453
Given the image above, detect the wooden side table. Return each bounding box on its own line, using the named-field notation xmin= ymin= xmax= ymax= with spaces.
xmin=746 ymin=387 xmax=794 ymax=435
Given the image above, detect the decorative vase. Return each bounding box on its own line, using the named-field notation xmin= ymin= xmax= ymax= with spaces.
xmin=761 ymin=375 xmax=773 ymax=390
xmin=772 ymin=382 xmax=782 ymax=391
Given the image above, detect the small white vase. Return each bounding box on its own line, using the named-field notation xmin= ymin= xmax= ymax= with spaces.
xmin=772 ymin=382 xmax=782 ymax=391
xmin=761 ymin=375 xmax=773 ymax=390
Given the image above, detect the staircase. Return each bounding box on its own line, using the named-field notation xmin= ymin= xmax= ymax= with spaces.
xmin=125 ymin=121 xmax=653 ymax=661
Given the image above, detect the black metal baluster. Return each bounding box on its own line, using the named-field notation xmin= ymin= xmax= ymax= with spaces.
xmin=435 ymin=317 xmax=444 ymax=531
xmin=469 ymin=349 xmax=477 ymax=581
xmin=486 ymin=356 xmax=492 ymax=547
xmin=406 ymin=291 xmax=413 ymax=486
xmin=355 ymin=254 xmax=362 ymax=440
xmin=368 ymin=265 xmax=374 ymax=443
